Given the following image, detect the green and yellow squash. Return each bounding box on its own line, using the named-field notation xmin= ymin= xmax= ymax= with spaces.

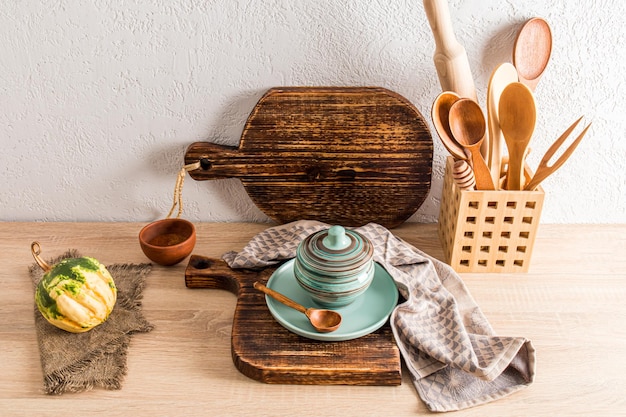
xmin=31 ymin=242 xmax=117 ymax=333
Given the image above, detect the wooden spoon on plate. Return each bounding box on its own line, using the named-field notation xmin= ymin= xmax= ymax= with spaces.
xmin=253 ymin=282 xmax=342 ymax=333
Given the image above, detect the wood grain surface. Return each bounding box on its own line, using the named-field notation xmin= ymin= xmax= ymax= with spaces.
xmin=185 ymin=255 xmax=401 ymax=386
xmin=184 ymin=87 xmax=433 ymax=228
xmin=1 ymin=222 xmax=625 ymax=417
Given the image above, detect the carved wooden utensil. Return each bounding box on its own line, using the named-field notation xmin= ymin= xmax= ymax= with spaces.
xmin=253 ymin=282 xmax=342 ymax=333
xmin=448 ymin=99 xmax=495 ymax=190
xmin=431 ymin=91 xmax=467 ymax=161
xmin=452 ymin=159 xmax=476 ymax=190
xmin=524 ymin=117 xmax=591 ymax=191
xmin=422 ymin=0 xmax=477 ymax=102
xmin=499 ymin=82 xmax=537 ymax=190
xmin=184 ymin=87 xmax=433 ymax=228
xmin=487 ymin=63 xmax=518 ymax=188
xmin=513 ymin=17 xmax=552 ymax=91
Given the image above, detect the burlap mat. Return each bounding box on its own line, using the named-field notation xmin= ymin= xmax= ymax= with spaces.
xmin=29 ymin=250 xmax=154 ymax=395
xmin=222 ymin=221 xmax=536 ymax=412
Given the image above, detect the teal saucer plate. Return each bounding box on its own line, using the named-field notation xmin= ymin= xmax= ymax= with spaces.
xmin=264 ymin=259 xmax=398 ymax=341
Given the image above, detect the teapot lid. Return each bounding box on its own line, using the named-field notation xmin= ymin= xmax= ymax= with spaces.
xmin=296 ymin=225 xmax=373 ymax=274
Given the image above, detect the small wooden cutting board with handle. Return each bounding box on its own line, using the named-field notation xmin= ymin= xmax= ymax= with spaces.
xmin=184 ymin=87 xmax=433 ymax=228
xmin=185 ymin=255 xmax=401 ymax=385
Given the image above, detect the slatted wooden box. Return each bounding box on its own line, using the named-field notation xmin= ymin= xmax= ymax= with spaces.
xmin=438 ymin=157 xmax=544 ymax=273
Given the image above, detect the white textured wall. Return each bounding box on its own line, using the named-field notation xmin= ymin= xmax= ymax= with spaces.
xmin=1 ymin=1 xmax=624 ymax=224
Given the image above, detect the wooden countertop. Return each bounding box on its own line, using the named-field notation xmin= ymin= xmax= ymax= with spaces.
xmin=1 ymin=222 xmax=625 ymax=416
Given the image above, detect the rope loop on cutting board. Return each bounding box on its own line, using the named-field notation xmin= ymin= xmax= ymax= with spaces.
xmin=166 ymin=162 xmax=201 ymax=219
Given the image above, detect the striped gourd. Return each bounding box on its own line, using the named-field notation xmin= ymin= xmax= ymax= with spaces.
xmin=31 ymin=242 xmax=117 ymax=333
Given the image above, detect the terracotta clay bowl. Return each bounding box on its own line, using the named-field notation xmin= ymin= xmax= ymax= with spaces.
xmin=139 ymin=218 xmax=196 ymax=266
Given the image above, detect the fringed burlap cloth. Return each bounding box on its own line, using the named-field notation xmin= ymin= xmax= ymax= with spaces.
xmin=222 ymin=221 xmax=535 ymax=412
xmin=29 ymin=250 xmax=154 ymax=395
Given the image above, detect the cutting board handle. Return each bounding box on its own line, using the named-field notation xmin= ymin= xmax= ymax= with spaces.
xmin=184 ymin=254 xmax=275 ymax=293
xmin=184 ymin=142 xmax=245 ymax=180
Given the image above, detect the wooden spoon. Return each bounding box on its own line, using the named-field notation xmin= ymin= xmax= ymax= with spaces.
xmin=499 ymin=82 xmax=536 ymax=190
xmin=486 ymin=63 xmax=518 ymax=188
xmin=513 ymin=17 xmax=552 ymax=91
xmin=253 ymin=282 xmax=342 ymax=333
xmin=431 ymin=91 xmax=467 ymax=161
xmin=448 ymin=99 xmax=495 ymax=190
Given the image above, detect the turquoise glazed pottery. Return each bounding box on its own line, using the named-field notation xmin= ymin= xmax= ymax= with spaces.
xmin=294 ymin=225 xmax=374 ymax=308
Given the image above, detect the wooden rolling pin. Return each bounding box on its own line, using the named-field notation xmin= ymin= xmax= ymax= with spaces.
xmin=423 ymin=0 xmax=485 ymax=158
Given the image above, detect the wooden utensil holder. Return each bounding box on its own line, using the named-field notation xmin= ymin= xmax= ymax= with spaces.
xmin=438 ymin=157 xmax=544 ymax=273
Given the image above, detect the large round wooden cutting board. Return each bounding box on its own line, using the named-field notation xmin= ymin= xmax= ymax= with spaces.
xmin=185 ymin=87 xmax=433 ymax=228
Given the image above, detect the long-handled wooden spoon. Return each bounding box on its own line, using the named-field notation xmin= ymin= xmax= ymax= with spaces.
xmin=487 ymin=63 xmax=518 ymax=188
xmin=448 ymin=99 xmax=495 ymax=190
xmin=254 ymin=282 xmax=342 ymax=333
xmin=431 ymin=95 xmax=479 ymax=189
xmin=431 ymin=91 xmax=467 ymax=161
xmin=499 ymin=82 xmax=536 ymax=190
xmin=513 ymin=17 xmax=552 ymax=91
xmin=524 ymin=117 xmax=591 ymax=191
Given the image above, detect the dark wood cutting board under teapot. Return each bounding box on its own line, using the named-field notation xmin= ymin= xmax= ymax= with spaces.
xmin=185 ymin=255 xmax=401 ymax=385
xmin=184 ymin=86 xmax=433 ymax=228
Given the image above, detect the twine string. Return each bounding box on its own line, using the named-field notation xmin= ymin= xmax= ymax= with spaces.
xmin=166 ymin=162 xmax=200 ymax=219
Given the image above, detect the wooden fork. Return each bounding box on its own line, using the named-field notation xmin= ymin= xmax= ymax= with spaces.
xmin=524 ymin=116 xmax=591 ymax=191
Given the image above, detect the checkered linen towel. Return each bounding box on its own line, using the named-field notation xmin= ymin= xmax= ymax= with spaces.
xmin=223 ymin=220 xmax=535 ymax=412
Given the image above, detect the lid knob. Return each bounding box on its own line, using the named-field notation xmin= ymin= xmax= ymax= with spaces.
xmin=322 ymin=225 xmax=351 ymax=250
